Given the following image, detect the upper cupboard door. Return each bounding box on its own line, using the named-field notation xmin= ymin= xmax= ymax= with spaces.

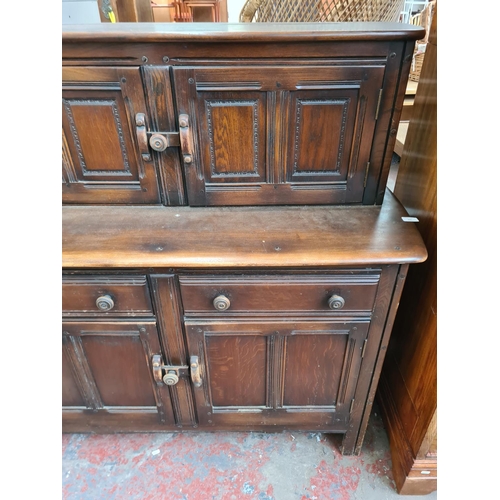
xmin=173 ymin=65 xmax=385 ymax=206
xmin=62 ymin=67 xmax=161 ymax=204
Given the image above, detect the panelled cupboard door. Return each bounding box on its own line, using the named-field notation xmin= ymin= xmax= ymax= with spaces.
xmin=62 ymin=67 xmax=161 ymax=204
xmin=62 ymin=321 xmax=174 ymax=425
xmin=173 ymin=65 xmax=384 ymax=206
xmin=185 ymin=320 xmax=369 ymax=429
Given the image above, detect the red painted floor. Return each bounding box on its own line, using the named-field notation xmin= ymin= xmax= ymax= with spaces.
xmin=62 ymin=407 xmax=437 ymax=499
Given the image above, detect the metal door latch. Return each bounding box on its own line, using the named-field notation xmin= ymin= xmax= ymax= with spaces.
xmin=152 ymin=354 xmax=202 ymax=387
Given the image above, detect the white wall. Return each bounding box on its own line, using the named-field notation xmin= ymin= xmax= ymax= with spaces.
xmin=62 ymin=0 xmax=101 ymax=24
xmin=227 ymin=0 xmax=247 ymax=22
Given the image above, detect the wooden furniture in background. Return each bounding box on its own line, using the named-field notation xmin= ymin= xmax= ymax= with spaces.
xmin=377 ymin=8 xmax=437 ymax=495
xmin=98 ymin=0 xmax=153 ymax=21
xmin=184 ymin=0 xmax=221 ymax=21
xmin=151 ymin=1 xmax=175 ymax=22
xmin=172 ymin=0 xmax=193 ymax=21
xmin=99 ymin=0 xmax=227 ymax=23
xmin=165 ymin=0 xmax=227 ymax=22
xmin=62 ymin=23 xmax=426 ymax=456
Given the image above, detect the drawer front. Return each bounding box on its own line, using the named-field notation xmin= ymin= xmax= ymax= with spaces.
xmin=179 ymin=274 xmax=380 ymax=314
xmin=62 ymin=275 xmax=153 ymax=316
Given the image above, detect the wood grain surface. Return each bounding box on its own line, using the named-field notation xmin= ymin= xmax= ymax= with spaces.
xmin=62 ymin=22 xmax=425 ymax=43
xmin=62 ymin=190 xmax=427 ymax=269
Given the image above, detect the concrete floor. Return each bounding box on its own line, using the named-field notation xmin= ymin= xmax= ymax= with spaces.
xmin=62 ymin=405 xmax=437 ymax=499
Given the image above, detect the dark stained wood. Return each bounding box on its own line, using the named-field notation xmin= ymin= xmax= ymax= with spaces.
xmin=179 ymin=274 xmax=380 ymax=314
xmin=62 ymin=321 xmax=175 ymax=426
xmin=173 ymin=64 xmax=384 ymax=205
xmin=63 ymin=41 xmax=398 ymax=66
xmin=62 ymin=24 xmax=423 ymax=206
xmin=62 ymin=22 xmax=425 ymax=43
xmin=184 ymin=319 xmax=368 ymax=429
xmin=61 ymin=24 xmax=428 ymax=457
xmin=149 ymin=275 xmax=198 ymax=427
xmin=283 ymin=327 xmax=367 ymax=408
xmin=62 ymin=344 xmax=86 ymax=407
xmin=339 ymin=264 xmax=400 ymax=454
xmin=63 ymin=409 xmax=174 ymax=433
xmin=377 ymin=8 xmax=437 ymax=494
xmin=206 ymin=334 xmax=268 ymax=407
xmin=62 ymin=66 xmax=161 ymax=204
xmin=142 ymin=66 xmax=186 ymax=205
xmin=61 ymin=414 xmax=352 ymax=433
xmin=377 ymin=374 xmax=437 ymax=495
xmin=62 ymin=190 xmax=427 ymax=269
xmin=62 ymin=275 xmax=153 ymax=316
xmin=351 ymin=264 xmax=409 ymax=455
xmin=364 ymin=40 xmax=415 ymax=205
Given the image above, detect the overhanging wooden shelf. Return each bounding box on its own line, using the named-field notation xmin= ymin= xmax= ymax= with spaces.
xmin=63 ymin=191 xmax=427 ymax=269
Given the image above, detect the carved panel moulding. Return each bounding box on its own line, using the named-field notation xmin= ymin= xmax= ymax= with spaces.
xmin=205 ymin=99 xmax=260 ymax=177
xmin=62 ymin=98 xmax=131 ymax=176
xmin=293 ymin=98 xmax=350 ymax=175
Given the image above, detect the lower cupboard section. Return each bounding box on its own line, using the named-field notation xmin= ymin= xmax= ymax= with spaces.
xmin=62 ymin=319 xmax=369 ymax=433
xmin=62 ymin=266 xmax=406 ymax=454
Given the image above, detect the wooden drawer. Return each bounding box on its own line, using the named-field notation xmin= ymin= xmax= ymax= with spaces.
xmin=62 ymin=275 xmax=153 ymax=316
xmin=179 ymin=274 xmax=380 ymax=314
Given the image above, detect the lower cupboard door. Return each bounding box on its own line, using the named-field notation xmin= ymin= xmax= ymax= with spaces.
xmin=184 ymin=320 xmax=370 ymax=430
xmin=62 ymin=321 xmax=175 ymax=428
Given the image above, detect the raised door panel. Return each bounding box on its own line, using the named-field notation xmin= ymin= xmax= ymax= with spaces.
xmin=287 ymin=89 xmax=358 ymax=183
xmin=62 ymin=67 xmax=161 ymax=204
xmin=185 ymin=320 xmax=369 ymax=430
xmin=62 ymin=321 xmax=174 ymax=426
xmin=199 ymin=92 xmax=267 ymax=184
xmin=173 ymin=65 xmax=384 ymax=205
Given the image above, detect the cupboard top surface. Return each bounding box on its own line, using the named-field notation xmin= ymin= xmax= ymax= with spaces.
xmin=62 ymin=22 xmax=425 ymax=43
xmin=62 ymin=190 xmax=427 ymax=269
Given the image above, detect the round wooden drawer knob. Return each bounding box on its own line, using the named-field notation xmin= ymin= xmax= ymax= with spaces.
xmin=328 ymin=295 xmax=345 ymax=310
xmin=96 ymin=294 xmax=114 ymax=311
xmin=213 ymin=295 xmax=231 ymax=311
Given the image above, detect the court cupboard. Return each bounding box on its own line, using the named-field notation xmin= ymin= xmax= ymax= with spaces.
xmin=62 ymin=22 xmax=427 ymax=455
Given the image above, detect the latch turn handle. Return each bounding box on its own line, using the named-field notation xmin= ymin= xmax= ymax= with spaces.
xmin=179 ymin=114 xmax=194 ymax=164
xmin=190 ymin=355 xmax=202 ymax=387
xmin=135 ymin=113 xmax=151 ymax=169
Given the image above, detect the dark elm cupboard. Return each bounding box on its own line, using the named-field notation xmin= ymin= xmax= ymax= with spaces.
xmin=62 ymin=22 xmax=427 ymax=455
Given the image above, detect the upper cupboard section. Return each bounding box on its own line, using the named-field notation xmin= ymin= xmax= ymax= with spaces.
xmin=62 ymin=25 xmax=422 ymax=206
